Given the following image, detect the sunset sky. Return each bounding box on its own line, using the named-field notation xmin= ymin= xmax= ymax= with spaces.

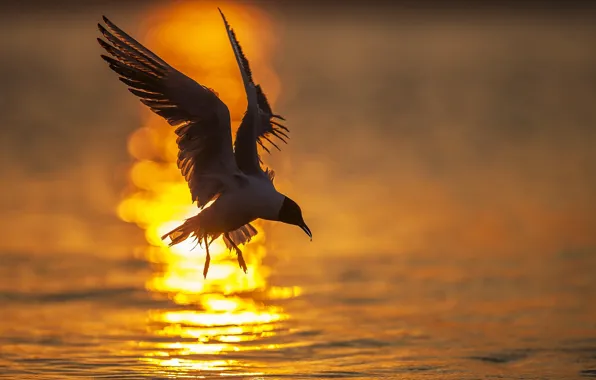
xmin=2 ymin=1 xmax=595 ymax=259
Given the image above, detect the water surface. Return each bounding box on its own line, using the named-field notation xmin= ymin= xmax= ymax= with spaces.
xmin=1 ymin=247 xmax=595 ymax=379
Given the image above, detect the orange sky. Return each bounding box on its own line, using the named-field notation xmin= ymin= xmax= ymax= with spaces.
xmin=0 ymin=3 xmax=594 ymax=260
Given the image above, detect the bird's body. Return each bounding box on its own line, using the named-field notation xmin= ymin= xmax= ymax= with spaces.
xmin=97 ymin=9 xmax=311 ymax=277
xmin=194 ymin=174 xmax=285 ymax=236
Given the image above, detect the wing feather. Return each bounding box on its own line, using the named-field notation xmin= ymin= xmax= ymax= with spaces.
xmin=98 ymin=16 xmax=239 ymax=207
xmin=218 ymin=9 xmax=291 ymax=179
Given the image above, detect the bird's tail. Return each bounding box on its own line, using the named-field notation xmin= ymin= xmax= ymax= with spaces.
xmin=161 ymin=213 xmax=208 ymax=247
xmin=161 ymin=213 xmax=223 ymax=278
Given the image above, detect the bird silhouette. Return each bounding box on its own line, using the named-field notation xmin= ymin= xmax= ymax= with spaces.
xmin=97 ymin=9 xmax=311 ymax=278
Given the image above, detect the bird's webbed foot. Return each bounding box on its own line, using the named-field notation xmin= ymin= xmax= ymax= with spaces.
xmin=224 ymin=233 xmax=247 ymax=273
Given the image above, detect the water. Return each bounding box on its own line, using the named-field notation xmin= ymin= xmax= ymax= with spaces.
xmin=1 ymin=247 xmax=594 ymax=379
xmin=2 ymin=2 xmax=596 ymax=379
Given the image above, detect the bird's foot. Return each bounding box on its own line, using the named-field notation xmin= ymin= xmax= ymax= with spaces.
xmin=224 ymin=233 xmax=247 ymax=273
xmin=236 ymin=248 xmax=247 ymax=273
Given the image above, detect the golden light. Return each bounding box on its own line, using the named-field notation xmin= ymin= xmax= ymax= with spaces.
xmin=115 ymin=2 xmax=299 ymax=374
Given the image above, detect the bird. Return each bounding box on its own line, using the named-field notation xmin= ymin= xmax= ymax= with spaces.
xmin=97 ymin=9 xmax=312 ymax=278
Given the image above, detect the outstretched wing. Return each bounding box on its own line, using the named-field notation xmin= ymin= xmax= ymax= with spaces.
xmin=97 ymin=16 xmax=240 ymax=208
xmin=254 ymin=84 xmax=290 ymax=157
xmin=218 ymin=9 xmax=290 ymax=178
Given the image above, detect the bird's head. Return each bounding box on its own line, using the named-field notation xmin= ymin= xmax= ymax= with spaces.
xmin=278 ymin=196 xmax=312 ymax=241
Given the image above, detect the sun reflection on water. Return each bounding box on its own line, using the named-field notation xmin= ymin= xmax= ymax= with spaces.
xmin=115 ymin=2 xmax=299 ymax=374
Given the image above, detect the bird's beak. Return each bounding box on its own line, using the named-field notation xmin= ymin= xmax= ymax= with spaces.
xmin=300 ymin=222 xmax=312 ymax=241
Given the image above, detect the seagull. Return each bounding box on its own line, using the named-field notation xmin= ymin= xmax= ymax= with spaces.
xmin=97 ymin=9 xmax=312 ymax=278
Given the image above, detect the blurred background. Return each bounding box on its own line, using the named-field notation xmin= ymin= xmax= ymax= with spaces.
xmin=0 ymin=1 xmax=595 ymax=378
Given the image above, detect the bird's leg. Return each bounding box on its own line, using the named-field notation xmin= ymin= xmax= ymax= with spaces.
xmin=203 ymin=236 xmax=211 ymax=279
xmin=224 ymin=232 xmax=247 ymax=273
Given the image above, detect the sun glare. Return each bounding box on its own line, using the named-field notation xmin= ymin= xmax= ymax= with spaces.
xmin=115 ymin=2 xmax=298 ymax=374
